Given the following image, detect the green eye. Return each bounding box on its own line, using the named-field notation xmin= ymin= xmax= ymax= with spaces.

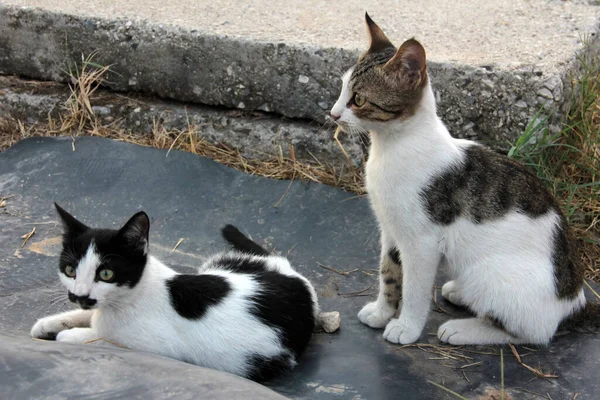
xmin=98 ymin=269 xmax=114 ymax=282
xmin=64 ymin=265 xmax=76 ymax=278
xmin=353 ymin=93 xmax=366 ymax=107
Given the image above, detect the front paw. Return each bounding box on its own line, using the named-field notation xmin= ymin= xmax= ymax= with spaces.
xmin=358 ymin=301 xmax=395 ymax=329
xmin=383 ymin=318 xmax=421 ymax=344
xmin=31 ymin=316 xmax=68 ymax=340
xmin=56 ymin=328 xmax=94 ymax=344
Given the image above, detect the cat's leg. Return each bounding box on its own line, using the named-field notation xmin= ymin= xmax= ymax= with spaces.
xmin=383 ymin=236 xmax=441 ymax=344
xmin=358 ymin=231 xmax=402 ymax=328
xmin=31 ymin=309 xmax=94 ymax=340
xmin=437 ymin=318 xmax=525 ymax=345
xmin=56 ymin=327 xmax=99 ymax=344
xmin=441 ymin=280 xmax=466 ymax=307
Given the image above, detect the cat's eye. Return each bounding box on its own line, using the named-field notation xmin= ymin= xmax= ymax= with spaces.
xmin=353 ymin=93 xmax=366 ymax=107
xmin=64 ymin=265 xmax=76 ymax=278
xmin=98 ymin=269 xmax=115 ymax=282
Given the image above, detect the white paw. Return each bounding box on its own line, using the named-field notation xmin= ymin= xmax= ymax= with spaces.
xmin=31 ymin=316 xmax=69 ymax=340
xmin=441 ymin=281 xmax=465 ymax=306
xmin=383 ymin=318 xmax=421 ymax=344
xmin=56 ymin=328 xmax=93 ymax=344
xmin=358 ymin=301 xmax=395 ymax=329
xmin=437 ymin=320 xmax=476 ymax=345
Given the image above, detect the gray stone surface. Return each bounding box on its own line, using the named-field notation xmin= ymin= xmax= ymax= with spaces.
xmin=0 ymin=2 xmax=599 ymax=150
xmin=0 ymin=75 xmax=363 ymax=164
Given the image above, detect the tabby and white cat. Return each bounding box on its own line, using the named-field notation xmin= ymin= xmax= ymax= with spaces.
xmin=31 ymin=204 xmax=319 ymax=381
xmin=331 ymin=13 xmax=598 ymax=345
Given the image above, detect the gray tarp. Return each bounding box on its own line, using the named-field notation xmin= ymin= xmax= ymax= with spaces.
xmin=1 ymin=137 xmax=598 ymax=399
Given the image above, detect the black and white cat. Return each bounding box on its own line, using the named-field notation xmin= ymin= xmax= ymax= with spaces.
xmin=31 ymin=204 xmax=319 ymax=381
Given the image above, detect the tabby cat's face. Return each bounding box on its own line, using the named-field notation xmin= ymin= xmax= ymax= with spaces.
xmin=331 ymin=14 xmax=428 ymax=134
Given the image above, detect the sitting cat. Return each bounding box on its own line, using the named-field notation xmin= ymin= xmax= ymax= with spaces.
xmin=31 ymin=204 xmax=319 ymax=381
xmin=330 ymin=13 xmax=598 ymax=345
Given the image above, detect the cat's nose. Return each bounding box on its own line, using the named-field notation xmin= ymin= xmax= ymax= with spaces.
xmin=330 ymin=112 xmax=341 ymax=121
xmin=68 ymin=292 xmax=97 ymax=309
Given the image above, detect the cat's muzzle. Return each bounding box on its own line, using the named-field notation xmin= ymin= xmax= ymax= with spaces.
xmin=68 ymin=292 xmax=97 ymax=309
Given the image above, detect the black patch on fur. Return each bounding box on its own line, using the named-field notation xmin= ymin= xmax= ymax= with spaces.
xmin=56 ymin=205 xmax=149 ymax=289
xmin=384 ymin=277 xmax=397 ymax=285
xmin=58 ymin=227 xmax=148 ymax=288
xmin=68 ymin=292 xmax=97 ymax=309
xmin=246 ymin=353 xmax=294 ymax=382
xmin=221 ymin=225 xmax=269 ymax=256
xmin=166 ymin=274 xmax=231 ymax=320
xmin=388 ymin=248 xmax=401 ymax=265
xmin=421 ymin=146 xmax=556 ymax=225
xmin=247 ymin=272 xmax=315 ymax=359
xmin=551 ymin=219 xmax=584 ymax=298
xmin=212 ymin=254 xmax=269 ymax=274
xmin=558 ymin=302 xmax=600 ymax=333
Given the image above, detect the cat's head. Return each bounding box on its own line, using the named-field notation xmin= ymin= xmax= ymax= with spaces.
xmin=54 ymin=203 xmax=150 ymax=309
xmin=331 ymin=13 xmax=429 ymax=135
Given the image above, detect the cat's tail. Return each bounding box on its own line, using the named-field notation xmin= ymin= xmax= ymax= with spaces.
xmin=221 ymin=225 xmax=269 ymax=256
xmin=559 ymin=301 xmax=600 ymax=333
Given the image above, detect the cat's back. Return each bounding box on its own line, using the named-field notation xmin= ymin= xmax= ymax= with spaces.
xmin=422 ymin=141 xmax=559 ymax=225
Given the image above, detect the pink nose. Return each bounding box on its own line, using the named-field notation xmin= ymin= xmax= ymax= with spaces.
xmin=330 ymin=112 xmax=340 ymax=121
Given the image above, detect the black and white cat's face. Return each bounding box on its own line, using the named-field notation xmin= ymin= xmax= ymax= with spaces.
xmin=54 ymin=204 xmax=150 ymax=309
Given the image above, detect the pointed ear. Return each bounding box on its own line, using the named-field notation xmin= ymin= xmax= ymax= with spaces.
xmin=383 ymin=39 xmax=427 ymax=88
xmin=118 ymin=211 xmax=150 ymax=253
xmin=54 ymin=203 xmax=89 ymax=235
xmin=365 ymin=12 xmax=394 ymax=53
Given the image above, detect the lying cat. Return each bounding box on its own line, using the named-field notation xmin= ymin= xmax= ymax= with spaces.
xmin=330 ymin=13 xmax=598 ymax=345
xmin=31 ymin=204 xmax=319 ymax=381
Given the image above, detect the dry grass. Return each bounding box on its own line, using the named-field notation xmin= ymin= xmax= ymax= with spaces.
xmin=0 ymin=117 xmax=364 ymax=193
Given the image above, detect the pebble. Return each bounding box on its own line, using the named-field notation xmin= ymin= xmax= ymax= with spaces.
xmin=315 ymin=311 xmax=341 ymax=333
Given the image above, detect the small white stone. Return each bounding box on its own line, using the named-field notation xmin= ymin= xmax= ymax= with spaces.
xmin=316 ymin=311 xmax=341 ymax=333
xmin=298 ymin=75 xmax=309 ymax=84
xmin=133 ymin=107 xmax=141 ymax=113
xmin=481 ymin=79 xmax=494 ymax=89
xmin=515 ymin=100 xmax=528 ymax=108
xmin=257 ymin=103 xmax=272 ymax=112
xmin=193 ymin=86 xmax=203 ymax=96
xmin=237 ymin=102 xmax=246 ymax=109
xmin=227 ymin=66 xmax=233 ymax=76
xmin=544 ymin=76 xmax=562 ymax=91
xmin=537 ymin=88 xmax=553 ymax=99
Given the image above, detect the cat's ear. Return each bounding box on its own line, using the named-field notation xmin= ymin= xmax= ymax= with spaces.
xmin=383 ymin=38 xmax=427 ymax=88
xmin=54 ymin=203 xmax=89 ymax=235
xmin=118 ymin=211 xmax=150 ymax=253
xmin=365 ymin=12 xmax=394 ymax=53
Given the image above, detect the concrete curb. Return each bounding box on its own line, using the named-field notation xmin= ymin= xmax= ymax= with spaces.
xmin=0 ymin=5 xmax=599 ymax=150
xmin=0 ymin=75 xmax=363 ymax=164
